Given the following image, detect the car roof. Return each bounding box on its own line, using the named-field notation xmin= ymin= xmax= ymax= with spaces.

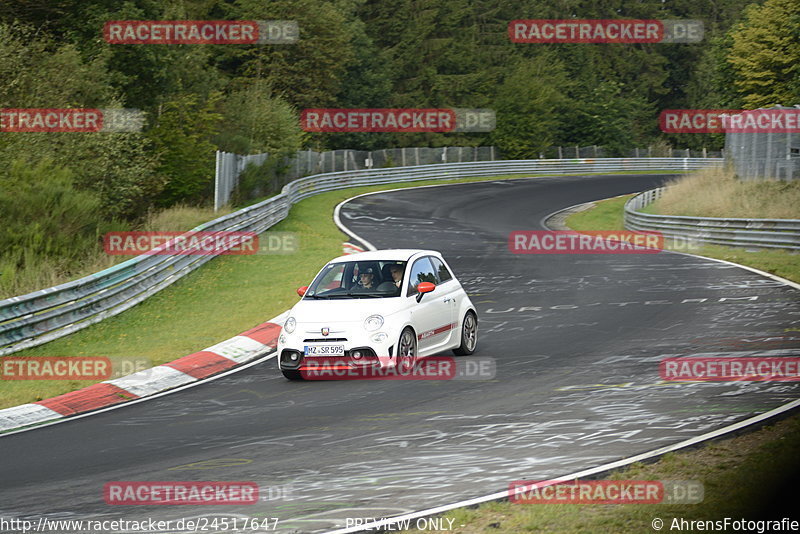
xmin=328 ymin=249 xmax=439 ymax=263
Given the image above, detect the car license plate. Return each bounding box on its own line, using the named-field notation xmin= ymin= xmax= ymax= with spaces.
xmin=304 ymin=344 xmax=345 ymax=356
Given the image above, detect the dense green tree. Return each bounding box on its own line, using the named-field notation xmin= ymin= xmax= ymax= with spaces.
xmin=0 ymin=23 xmax=163 ymax=219
xmin=215 ymin=79 xmax=305 ymax=155
xmin=320 ymin=13 xmax=394 ymax=150
xmin=227 ymin=0 xmax=357 ymax=110
xmin=488 ymin=56 xmax=571 ymax=158
xmin=728 ymin=0 xmax=800 ymax=108
xmin=559 ymin=81 xmax=654 ymax=156
xmin=146 ymin=92 xmax=223 ymax=206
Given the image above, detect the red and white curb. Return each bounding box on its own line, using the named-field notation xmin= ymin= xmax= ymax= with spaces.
xmin=0 ymin=312 xmax=288 ymax=433
xmin=342 ymin=242 xmax=365 ymax=255
xmin=1 ymin=245 xmax=359 ymax=434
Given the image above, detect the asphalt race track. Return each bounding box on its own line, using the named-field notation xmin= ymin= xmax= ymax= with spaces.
xmin=1 ymin=174 xmax=799 ymax=533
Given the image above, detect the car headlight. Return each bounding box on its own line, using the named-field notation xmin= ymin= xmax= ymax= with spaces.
xmin=364 ymin=314 xmax=384 ymax=332
xmin=284 ymin=317 xmax=296 ymax=334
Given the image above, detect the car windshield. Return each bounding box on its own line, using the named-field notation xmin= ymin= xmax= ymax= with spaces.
xmin=304 ymin=260 xmax=407 ymax=299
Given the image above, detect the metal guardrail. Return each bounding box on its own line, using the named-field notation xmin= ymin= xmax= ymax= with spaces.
xmin=0 ymin=157 xmax=721 ymax=355
xmin=624 ymin=187 xmax=800 ymax=250
xmin=215 ymin=146 xmax=500 ymax=210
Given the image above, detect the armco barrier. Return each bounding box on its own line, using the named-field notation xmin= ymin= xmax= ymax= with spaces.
xmin=0 ymin=158 xmax=721 ymax=356
xmin=624 ymin=187 xmax=800 ymax=250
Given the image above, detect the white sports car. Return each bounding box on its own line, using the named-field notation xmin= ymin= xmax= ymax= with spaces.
xmin=277 ymin=249 xmax=478 ymax=380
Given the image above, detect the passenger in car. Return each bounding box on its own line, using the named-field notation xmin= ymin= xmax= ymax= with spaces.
xmin=388 ymin=263 xmax=403 ymax=288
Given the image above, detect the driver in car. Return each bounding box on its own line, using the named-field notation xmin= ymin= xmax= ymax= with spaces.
xmin=357 ymin=268 xmax=376 ymax=290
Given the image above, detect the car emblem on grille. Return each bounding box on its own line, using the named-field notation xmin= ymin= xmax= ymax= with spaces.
xmin=321 ymin=327 xmax=330 ymax=336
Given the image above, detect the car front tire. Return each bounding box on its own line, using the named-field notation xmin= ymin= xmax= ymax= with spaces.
xmin=397 ymin=327 xmax=417 ymax=373
xmin=453 ymin=311 xmax=477 ymax=356
xmin=281 ymin=369 xmax=303 ymax=380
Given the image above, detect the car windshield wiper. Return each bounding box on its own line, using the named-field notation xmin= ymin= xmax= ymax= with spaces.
xmin=342 ymin=290 xmax=383 ymax=298
xmin=311 ymin=291 xmax=383 ymax=299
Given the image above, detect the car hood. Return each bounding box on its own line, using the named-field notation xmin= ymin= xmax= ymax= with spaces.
xmin=289 ymin=297 xmax=406 ymax=325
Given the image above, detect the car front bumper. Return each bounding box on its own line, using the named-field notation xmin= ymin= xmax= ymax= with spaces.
xmin=277 ymin=325 xmax=398 ymax=372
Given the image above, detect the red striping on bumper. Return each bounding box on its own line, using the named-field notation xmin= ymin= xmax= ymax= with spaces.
xmin=35 ymin=383 xmax=139 ymax=416
xmin=240 ymin=322 xmax=281 ymax=347
xmin=165 ymin=351 xmax=237 ymax=379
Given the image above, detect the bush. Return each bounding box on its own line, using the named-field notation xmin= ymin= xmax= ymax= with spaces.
xmin=230 ymin=157 xmax=290 ymax=206
xmin=0 ymin=159 xmax=124 ymax=295
xmin=214 ymin=79 xmax=305 ymax=156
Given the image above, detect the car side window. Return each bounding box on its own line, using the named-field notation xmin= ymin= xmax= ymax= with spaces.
xmin=406 ymin=257 xmax=439 ymax=296
xmin=430 ymin=257 xmax=452 ymax=283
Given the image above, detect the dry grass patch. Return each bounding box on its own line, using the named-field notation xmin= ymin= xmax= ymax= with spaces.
xmin=649 ymin=166 xmax=800 ymax=219
xmin=143 ymin=203 xmax=231 ymax=232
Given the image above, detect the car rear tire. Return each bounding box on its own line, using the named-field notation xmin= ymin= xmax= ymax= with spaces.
xmin=281 ymin=369 xmax=303 ymax=380
xmin=453 ymin=311 xmax=477 ymax=356
xmin=397 ymin=327 xmax=417 ymax=373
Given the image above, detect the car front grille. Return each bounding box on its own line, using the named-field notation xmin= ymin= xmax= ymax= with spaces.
xmin=303 ymin=337 xmax=348 ymax=342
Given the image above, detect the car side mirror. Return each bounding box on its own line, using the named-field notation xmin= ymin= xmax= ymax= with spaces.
xmin=297 ymin=286 xmax=308 ymax=297
xmin=416 ymin=282 xmax=435 ymax=302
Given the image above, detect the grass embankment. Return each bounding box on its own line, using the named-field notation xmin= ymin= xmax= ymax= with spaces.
xmin=402 ymin=168 xmax=800 ymax=533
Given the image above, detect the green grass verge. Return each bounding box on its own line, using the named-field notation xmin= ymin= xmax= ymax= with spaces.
xmin=4 ymin=171 xmax=649 ymax=410
xmin=402 ymin=414 xmax=800 ymax=533
xmin=566 ymin=195 xmax=800 ymax=284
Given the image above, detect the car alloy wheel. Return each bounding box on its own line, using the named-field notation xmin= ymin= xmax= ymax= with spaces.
xmin=397 ymin=327 xmax=417 ymax=373
xmin=453 ymin=311 xmax=477 ymax=356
